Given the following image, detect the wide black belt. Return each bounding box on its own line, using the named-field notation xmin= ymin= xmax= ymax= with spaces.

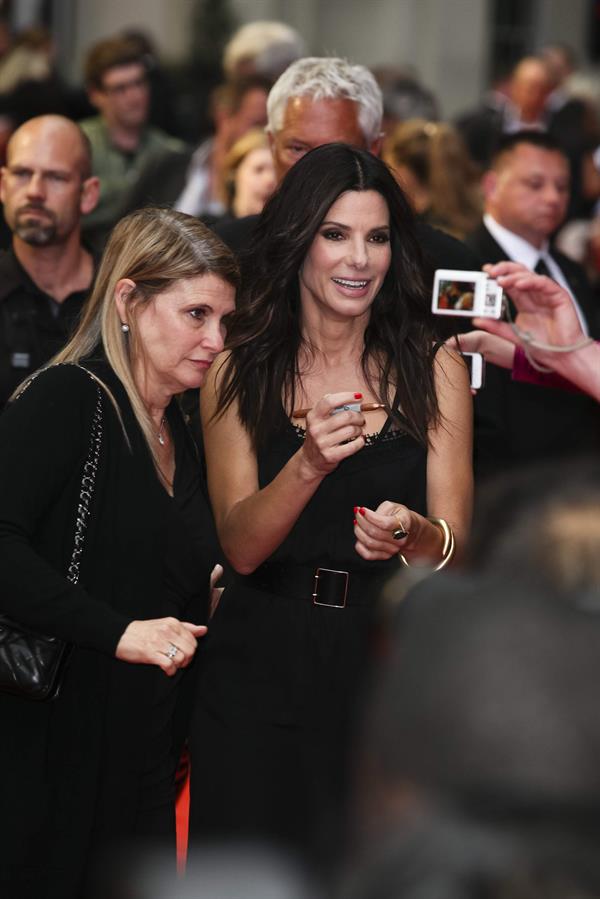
xmin=244 ymin=561 xmax=390 ymax=609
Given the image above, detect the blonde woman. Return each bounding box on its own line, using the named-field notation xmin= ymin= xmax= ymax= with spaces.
xmin=220 ymin=127 xmax=276 ymax=219
xmin=0 ymin=207 xmax=237 ymax=897
xmin=383 ymin=118 xmax=482 ymax=240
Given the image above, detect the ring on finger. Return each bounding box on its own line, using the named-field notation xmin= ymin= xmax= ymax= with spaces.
xmin=166 ymin=643 xmax=179 ymax=661
xmin=392 ymin=515 xmax=409 ymax=541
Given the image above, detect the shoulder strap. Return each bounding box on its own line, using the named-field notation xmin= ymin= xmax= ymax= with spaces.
xmin=379 ymin=385 xmax=402 ymax=440
xmin=11 ymin=362 xmax=104 ymax=584
xmin=66 ymin=381 xmax=103 ymax=586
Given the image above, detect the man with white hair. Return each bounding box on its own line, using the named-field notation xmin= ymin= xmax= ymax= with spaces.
xmin=216 ymin=56 xmax=479 ymax=274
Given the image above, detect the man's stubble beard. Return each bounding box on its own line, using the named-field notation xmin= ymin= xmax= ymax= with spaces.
xmin=13 ymin=209 xmax=58 ymax=246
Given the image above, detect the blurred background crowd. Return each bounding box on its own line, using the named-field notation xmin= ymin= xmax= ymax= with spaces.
xmin=2 ymin=0 xmax=600 ymax=263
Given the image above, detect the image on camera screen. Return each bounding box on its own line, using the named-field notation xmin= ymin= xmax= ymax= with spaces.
xmin=437 ymin=279 xmax=476 ymax=312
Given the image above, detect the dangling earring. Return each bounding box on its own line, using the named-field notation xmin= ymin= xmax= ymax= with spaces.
xmin=121 ymin=323 xmax=129 ymax=333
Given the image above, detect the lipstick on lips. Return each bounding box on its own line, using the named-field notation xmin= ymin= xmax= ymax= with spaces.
xmin=331 ymin=276 xmax=371 ymax=297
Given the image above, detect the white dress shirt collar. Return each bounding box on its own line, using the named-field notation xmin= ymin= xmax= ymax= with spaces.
xmin=483 ymin=214 xmax=589 ymax=334
xmin=483 ymin=214 xmax=548 ymax=267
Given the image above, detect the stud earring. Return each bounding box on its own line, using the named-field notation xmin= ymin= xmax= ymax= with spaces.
xmin=121 ymin=323 xmax=129 ymax=333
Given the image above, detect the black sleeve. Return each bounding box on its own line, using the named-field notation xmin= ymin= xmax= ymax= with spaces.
xmin=0 ymin=365 xmax=130 ymax=653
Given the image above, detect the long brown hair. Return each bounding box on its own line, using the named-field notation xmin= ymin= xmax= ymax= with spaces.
xmin=217 ymin=143 xmax=439 ymax=449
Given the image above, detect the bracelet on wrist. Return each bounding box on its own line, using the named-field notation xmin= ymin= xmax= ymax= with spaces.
xmin=398 ymin=516 xmax=455 ymax=572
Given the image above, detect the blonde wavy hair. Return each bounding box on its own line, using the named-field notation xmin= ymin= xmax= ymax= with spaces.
xmin=53 ymin=206 xmax=239 ymax=479
xmin=220 ymin=127 xmax=270 ymax=209
xmin=383 ymin=118 xmax=482 ymax=240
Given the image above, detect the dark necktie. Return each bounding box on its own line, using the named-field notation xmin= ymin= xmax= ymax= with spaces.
xmin=534 ymin=257 xmax=553 ymax=279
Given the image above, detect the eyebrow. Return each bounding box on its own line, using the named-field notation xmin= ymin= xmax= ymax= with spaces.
xmin=9 ymin=165 xmax=72 ymax=177
xmin=320 ymin=219 xmax=390 ymax=230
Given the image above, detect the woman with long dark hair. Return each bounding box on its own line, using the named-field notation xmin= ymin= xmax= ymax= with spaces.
xmin=190 ymin=144 xmax=472 ymax=857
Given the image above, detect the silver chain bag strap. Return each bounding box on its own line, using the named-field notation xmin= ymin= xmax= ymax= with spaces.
xmin=0 ymin=366 xmax=103 ymax=701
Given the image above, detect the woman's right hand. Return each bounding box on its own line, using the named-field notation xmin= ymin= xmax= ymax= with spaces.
xmin=115 ymin=617 xmax=208 ymax=676
xmin=299 ymin=391 xmax=366 ymax=478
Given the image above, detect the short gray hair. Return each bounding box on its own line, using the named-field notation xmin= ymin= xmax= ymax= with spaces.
xmin=267 ymin=57 xmax=383 ymax=145
xmin=223 ymin=21 xmax=305 ymax=80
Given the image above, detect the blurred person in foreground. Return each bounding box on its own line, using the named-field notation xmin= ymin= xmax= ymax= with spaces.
xmin=0 ymin=115 xmax=99 ymax=409
xmin=189 ymin=142 xmax=472 ymax=862
xmin=344 ymin=556 xmax=600 ymax=899
xmin=80 ymin=36 xmax=186 ymax=249
xmin=348 ymin=461 xmax=600 ymax=896
xmin=215 ymin=57 xmax=480 ymax=275
xmin=383 ymin=118 xmax=481 ymax=240
xmin=0 ymin=207 xmax=236 ymax=898
xmin=464 ymin=131 xmax=600 ymax=477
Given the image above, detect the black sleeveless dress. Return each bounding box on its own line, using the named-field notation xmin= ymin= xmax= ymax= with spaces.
xmin=189 ymin=409 xmax=426 ymax=856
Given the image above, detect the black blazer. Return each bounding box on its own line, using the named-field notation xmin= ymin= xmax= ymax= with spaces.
xmin=466 ymin=223 xmax=600 ymax=478
xmin=0 ymin=362 xmax=214 ymax=897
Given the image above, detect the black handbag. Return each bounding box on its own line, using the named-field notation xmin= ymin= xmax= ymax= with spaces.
xmin=0 ymin=371 xmax=103 ymax=701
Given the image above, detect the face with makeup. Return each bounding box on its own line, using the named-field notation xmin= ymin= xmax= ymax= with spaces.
xmin=299 ymin=189 xmax=391 ymax=324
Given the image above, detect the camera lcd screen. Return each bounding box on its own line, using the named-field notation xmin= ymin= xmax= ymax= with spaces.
xmin=437 ymin=279 xmax=476 ymax=312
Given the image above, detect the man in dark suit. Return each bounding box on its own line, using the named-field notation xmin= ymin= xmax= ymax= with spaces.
xmin=215 ymin=56 xmax=479 ymax=275
xmin=466 ymin=131 xmax=600 ymax=478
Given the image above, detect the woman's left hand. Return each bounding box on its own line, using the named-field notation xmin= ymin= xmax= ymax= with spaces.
xmin=354 ymin=501 xmax=443 ymax=563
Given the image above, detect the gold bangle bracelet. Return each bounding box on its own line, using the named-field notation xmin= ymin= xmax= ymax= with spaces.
xmin=398 ymin=517 xmax=456 ymax=572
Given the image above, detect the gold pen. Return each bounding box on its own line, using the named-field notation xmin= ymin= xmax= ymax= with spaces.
xmin=292 ymin=402 xmax=386 ymax=418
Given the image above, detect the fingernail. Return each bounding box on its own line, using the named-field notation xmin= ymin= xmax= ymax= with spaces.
xmin=353 ymin=518 xmax=357 ymax=525
xmin=359 ymin=507 xmax=366 ymax=516
xmin=353 ymin=505 xmax=358 ymax=514
xmin=354 ymin=392 xmax=363 ymax=399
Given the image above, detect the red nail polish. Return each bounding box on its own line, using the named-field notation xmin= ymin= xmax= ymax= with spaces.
xmin=353 ymin=518 xmax=357 ymax=525
xmin=353 ymin=505 xmax=358 ymax=514
xmin=359 ymin=507 xmax=366 ymax=516
xmin=354 ymin=392 xmax=363 ymax=399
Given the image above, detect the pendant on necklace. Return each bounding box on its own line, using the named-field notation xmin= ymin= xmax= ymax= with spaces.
xmin=157 ymin=416 xmax=166 ymax=446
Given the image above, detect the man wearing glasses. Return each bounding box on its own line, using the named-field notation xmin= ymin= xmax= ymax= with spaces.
xmin=80 ymin=36 xmax=186 ymax=250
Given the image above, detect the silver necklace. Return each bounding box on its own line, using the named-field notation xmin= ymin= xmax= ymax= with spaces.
xmin=157 ymin=416 xmax=167 ymax=446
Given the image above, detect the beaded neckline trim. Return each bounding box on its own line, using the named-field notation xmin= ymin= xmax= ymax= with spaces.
xmin=292 ymin=424 xmax=406 ymax=447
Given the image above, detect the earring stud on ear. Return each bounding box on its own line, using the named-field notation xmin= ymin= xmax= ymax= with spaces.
xmin=121 ymin=323 xmax=129 ymax=333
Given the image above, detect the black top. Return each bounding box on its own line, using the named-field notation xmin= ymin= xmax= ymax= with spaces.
xmin=0 ymin=360 xmax=217 ymax=897
xmin=137 ymin=419 xmax=212 ymax=812
xmin=0 ymin=249 xmax=91 ymax=409
xmin=190 ymin=408 xmax=426 ymax=852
